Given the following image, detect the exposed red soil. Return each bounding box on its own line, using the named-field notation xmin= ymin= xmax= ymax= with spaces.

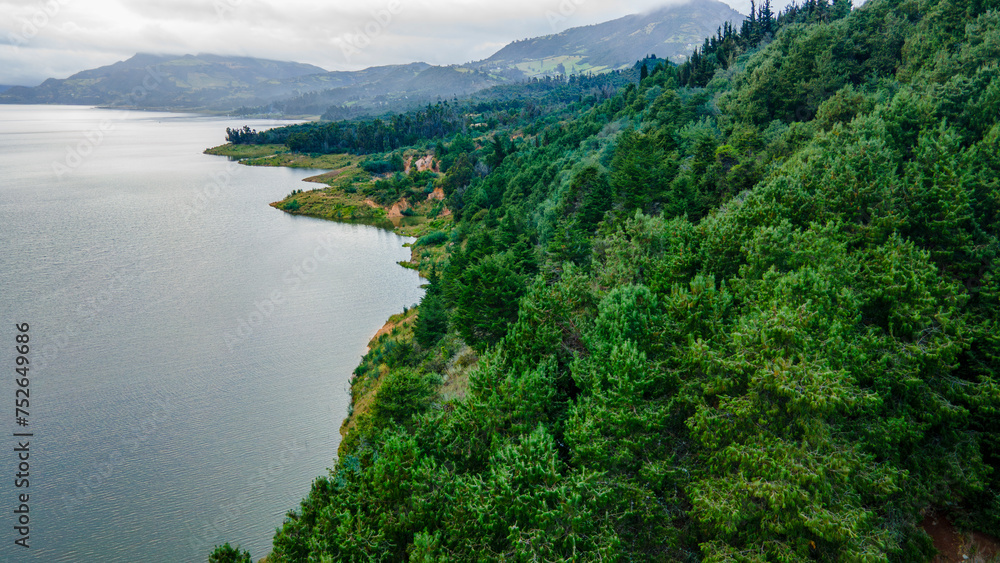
xmin=404 ymin=154 xmax=437 ymax=174
xmin=364 ymin=197 xmax=409 ymax=218
xmin=427 ymin=187 xmax=445 ymax=201
xmin=921 ymin=512 xmax=1000 ymax=562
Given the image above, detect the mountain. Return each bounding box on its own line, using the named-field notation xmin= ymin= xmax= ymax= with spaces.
xmin=256 ymin=63 xmax=504 ymax=118
xmin=0 ymin=53 xmax=330 ymax=111
xmin=0 ymin=2 xmax=744 ymax=115
xmin=249 ymin=2 xmax=744 ymax=117
xmin=0 ymin=85 xmax=12 ymax=93
xmin=474 ymin=0 xmax=744 ymax=77
xmin=0 ymin=52 xmax=506 ymax=116
xmin=212 ymin=0 xmax=1000 ymax=561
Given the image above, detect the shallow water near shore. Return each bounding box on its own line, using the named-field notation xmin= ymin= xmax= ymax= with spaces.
xmin=0 ymin=105 xmax=424 ymax=562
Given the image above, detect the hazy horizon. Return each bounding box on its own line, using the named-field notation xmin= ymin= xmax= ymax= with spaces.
xmin=0 ymin=0 xmax=764 ymax=87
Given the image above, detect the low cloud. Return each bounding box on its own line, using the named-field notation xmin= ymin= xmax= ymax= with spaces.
xmin=0 ymin=0 xmax=747 ymax=86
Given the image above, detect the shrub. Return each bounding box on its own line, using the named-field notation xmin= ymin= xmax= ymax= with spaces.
xmin=209 ymin=543 xmax=251 ymax=563
xmin=362 ymin=160 xmax=394 ymax=174
xmin=415 ymin=231 xmax=448 ymax=247
xmin=369 ymin=368 xmax=438 ymax=427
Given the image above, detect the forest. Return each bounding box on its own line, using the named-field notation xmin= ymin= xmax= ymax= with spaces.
xmin=211 ymin=0 xmax=1000 ymax=560
xmin=224 ymin=67 xmax=656 ymax=153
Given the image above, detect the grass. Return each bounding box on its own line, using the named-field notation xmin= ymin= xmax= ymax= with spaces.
xmin=513 ymin=55 xmax=609 ymax=77
xmin=204 ymin=143 xmax=287 ymax=159
xmin=401 ymin=231 xmax=451 ymax=276
xmin=270 ymin=159 xmax=455 ymax=240
xmin=339 ymin=308 xmax=421 ymax=445
xmin=208 ymin=143 xmax=455 ymax=249
xmin=439 ymin=344 xmax=478 ymax=402
xmin=204 ymin=141 xmax=466 ymax=457
xmin=341 ymin=322 xmax=477 ymax=455
xmin=270 ymin=186 xmax=390 ymax=225
xmin=204 ymin=144 xmax=356 ymax=169
xmin=244 ymin=152 xmax=356 ymax=169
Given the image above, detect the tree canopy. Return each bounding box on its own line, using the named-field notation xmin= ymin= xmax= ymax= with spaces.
xmin=214 ymin=0 xmax=1000 ymax=560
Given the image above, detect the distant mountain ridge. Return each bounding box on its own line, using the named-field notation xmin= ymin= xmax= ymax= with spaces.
xmin=0 ymin=53 xmax=507 ymax=115
xmin=0 ymin=1 xmax=745 ymax=116
xmin=0 ymin=53 xmax=334 ymax=111
xmin=68 ymin=53 xmax=327 ymax=82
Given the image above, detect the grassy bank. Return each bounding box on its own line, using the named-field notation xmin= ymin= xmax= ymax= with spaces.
xmin=339 ymin=307 xmax=477 ymax=457
xmin=205 ymin=143 xmax=454 ymax=274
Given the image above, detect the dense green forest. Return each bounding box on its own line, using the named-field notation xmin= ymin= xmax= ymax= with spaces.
xmin=213 ymin=0 xmax=1000 ymax=560
xmin=224 ymin=65 xmax=659 ymax=153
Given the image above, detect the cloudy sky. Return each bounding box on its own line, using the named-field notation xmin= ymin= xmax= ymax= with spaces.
xmin=0 ymin=0 xmax=759 ymax=86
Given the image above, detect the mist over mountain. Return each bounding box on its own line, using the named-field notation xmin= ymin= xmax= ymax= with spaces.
xmin=212 ymin=0 xmax=1000 ymax=560
xmin=0 ymin=1 xmax=744 ymax=116
xmin=476 ymin=0 xmax=744 ymax=76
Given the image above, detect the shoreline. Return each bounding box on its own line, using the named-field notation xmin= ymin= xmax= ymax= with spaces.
xmin=201 ymin=141 xmax=431 ymax=563
xmin=206 ymin=142 xmax=452 ymax=275
xmin=0 ymin=101 xmax=317 ymax=120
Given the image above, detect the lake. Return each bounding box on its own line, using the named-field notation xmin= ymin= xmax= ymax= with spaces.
xmin=0 ymin=105 xmax=425 ymax=562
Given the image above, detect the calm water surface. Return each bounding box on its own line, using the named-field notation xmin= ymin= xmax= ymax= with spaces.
xmin=0 ymin=105 xmax=424 ymax=562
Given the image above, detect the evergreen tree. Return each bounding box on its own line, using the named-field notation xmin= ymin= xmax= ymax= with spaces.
xmin=220 ymin=1 xmax=1000 ymax=560
xmin=208 ymin=543 xmax=251 ymax=563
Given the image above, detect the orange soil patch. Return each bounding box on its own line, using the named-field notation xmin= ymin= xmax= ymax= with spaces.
xmin=363 ymin=310 xmax=418 ymax=356
xmin=344 ymin=312 xmax=418 ymax=440
xmin=365 ymin=197 xmax=409 ymax=217
xmin=921 ymin=512 xmax=1000 ymax=562
xmin=427 ymin=187 xmax=452 ymax=216
xmin=387 ymin=199 xmax=410 ymax=219
xmin=367 ymin=194 xmax=449 ymax=220
xmin=404 ymin=154 xmax=437 ymax=173
xmin=416 ymin=155 xmax=437 ymax=172
xmin=367 ymin=315 xmax=408 ymax=351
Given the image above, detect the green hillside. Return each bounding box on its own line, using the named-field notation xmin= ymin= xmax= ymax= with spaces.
xmin=0 ymin=53 xmax=497 ymax=115
xmin=478 ymin=0 xmax=744 ymax=76
xmin=1 ymin=6 xmax=747 ymax=118
xmin=211 ymin=0 xmax=1000 ymax=560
